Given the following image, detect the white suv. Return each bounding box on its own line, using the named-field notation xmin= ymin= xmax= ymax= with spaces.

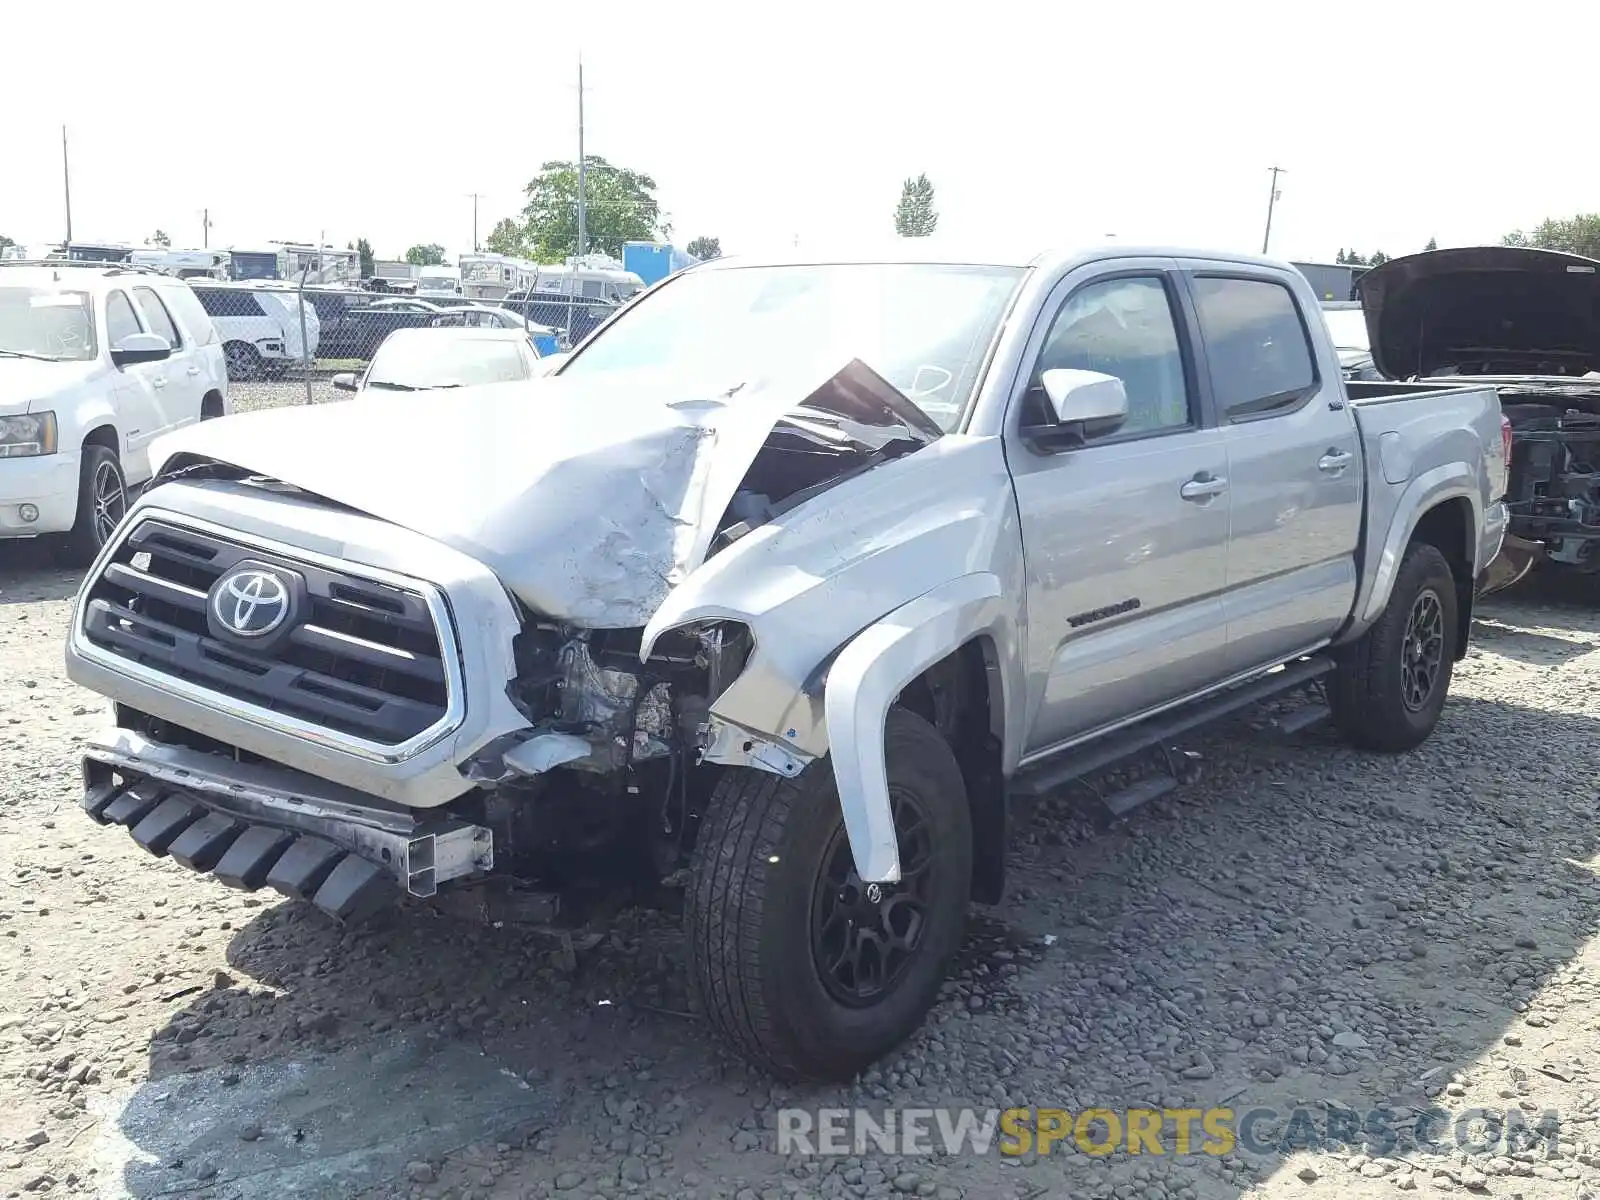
xmin=0 ymin=263 xmax=230 ymax=563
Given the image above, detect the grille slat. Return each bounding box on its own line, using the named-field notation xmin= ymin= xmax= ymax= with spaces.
xmin=83 ymin=519 xmax=451 ymax=747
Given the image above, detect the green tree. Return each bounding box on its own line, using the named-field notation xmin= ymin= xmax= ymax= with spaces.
xmin=148 ymin=229 xmax=171 ymax=247
xmin=354 ymin=237 xmax=375 ymax=277
xmin=686 ymin=235 xmax=722 ymax=261
xmin=893 ymin=174 xmax=938 ymax=238
xmin=521 ymin=156 xmax=663 ymax=261
xmin=1369 ymin=250 xmax=1389 ymax=267
xmin=485 ymin=218 xmax=530 ymax=258
xmin=405 ymin=243 xmax=446 ymax=266
xmin=1504 ymin=213 xmax=1600 ymax=259
xmin=1424 ymin=236 xmax=1438 ymax=252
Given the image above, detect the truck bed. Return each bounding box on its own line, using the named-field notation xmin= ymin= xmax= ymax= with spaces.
xmin=1341 ymin=378 xmax=1506 ymax=626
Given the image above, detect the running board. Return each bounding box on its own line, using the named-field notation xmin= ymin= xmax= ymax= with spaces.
xmin=1012 ymin=655 xmax=1336 ymax=801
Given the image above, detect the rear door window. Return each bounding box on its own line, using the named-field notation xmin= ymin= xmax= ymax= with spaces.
xmin=1191 ymin=276 xmax=1318 ymax=419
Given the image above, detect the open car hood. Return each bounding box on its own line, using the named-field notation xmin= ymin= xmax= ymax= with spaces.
xmin=1360 ymin=246 xmax=1600 ymax=380
xmin=147 ymin=360 xmax=938 ymax=628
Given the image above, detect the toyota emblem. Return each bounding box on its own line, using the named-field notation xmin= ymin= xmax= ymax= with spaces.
xmin=212 ymin=567 xmax=290 ymax=638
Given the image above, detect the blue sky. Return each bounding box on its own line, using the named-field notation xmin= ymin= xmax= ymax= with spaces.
xmin=2 ymin=0 xmax=1591 ymax=263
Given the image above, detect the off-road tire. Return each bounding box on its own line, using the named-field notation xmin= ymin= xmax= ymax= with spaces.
xmin=685 ymin=708 xmax=972 ymax=1082
xmin=1331 ymin=541 xmax=1458 ymax=752
xmin=48 ymin=445 xmax=127 ymax=568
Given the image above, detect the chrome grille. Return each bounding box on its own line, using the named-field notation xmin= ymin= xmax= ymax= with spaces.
xmin=80 ymin=518 xmax=451 ymax=746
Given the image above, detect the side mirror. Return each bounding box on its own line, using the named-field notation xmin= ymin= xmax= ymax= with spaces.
xmin=1027 ymin=368 xmax=1128 ymax=448
xmin=331 ymin=372 xmax=359 ymax=392
xmin=110 ymin=331 xmax=172 ymax=367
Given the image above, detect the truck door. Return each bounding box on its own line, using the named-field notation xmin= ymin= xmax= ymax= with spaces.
xmin=132 ymin=286 xmax=200 ymax=433
xmin=1006 ymin=262 xmax=1232 ymax=755
xmin=1180 ymin=267 xmax=1362 ymax=672
xmin=102 ymin=288 xmax=162 ymax=480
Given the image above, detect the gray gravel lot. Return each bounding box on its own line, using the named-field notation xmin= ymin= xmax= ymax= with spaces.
xmin=5 ymin=382 xmax=1600 ymax=1199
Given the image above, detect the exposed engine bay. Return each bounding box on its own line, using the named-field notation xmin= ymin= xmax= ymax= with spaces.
xmin=1501 ymin=390 xmax=1600 ymax=570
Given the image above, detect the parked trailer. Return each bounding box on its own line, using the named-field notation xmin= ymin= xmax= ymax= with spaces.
xmin=1291 ymin=261 xmax=1370 ymax=302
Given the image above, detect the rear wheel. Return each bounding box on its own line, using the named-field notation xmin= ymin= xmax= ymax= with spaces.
xmin=49 ymin=444 xmax=127 ymax=567
xmin=1331 ymin=541 xmax=1458 ymax=752
xmin=685 ymin=709 xmax=972 ymax=1081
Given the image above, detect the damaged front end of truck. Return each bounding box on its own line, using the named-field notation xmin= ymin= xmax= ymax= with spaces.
xmin=65 ymin=355 xmax=1014 ymax=924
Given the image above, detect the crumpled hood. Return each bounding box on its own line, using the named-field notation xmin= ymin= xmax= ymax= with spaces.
xmin=148 ymin=360 xmax=937 ymax=627
xmin=0 ymin=357 xmax=103 ymax=416
xmin=1360 ymin=246 xmax=1600 ymax=379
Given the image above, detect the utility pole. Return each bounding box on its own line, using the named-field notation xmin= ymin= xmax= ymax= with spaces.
xmin=576 ymin=57 xmax=587 ymax=263
xmin=62 ymin=126 xmax=73 ymax=247
xmin=1261 ymin=166 xmax=1285 ymax=255
xmin=202 ymin=208 xmax=212 ymax=249
xmin=468 ymin=194 xmax=482 ymax=251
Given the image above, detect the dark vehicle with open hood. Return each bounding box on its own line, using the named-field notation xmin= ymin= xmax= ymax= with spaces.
xmin=1358 ymin=245 xmax=1600 ymax=589
xmin=62 ymin=240 xmax=1507 ymax=1082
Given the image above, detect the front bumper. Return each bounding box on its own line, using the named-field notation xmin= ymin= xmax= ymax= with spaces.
xmin=80 ymin=728 xmax=494 ymax=922
xmin=0 ymin=450 xmax=80 ymax=536
xmin=62 ymin=482 xmax=533 ymax=809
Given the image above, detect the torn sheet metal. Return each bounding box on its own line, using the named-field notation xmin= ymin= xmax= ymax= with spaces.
xmin=148 ymin=360 xmax=938 ymax=628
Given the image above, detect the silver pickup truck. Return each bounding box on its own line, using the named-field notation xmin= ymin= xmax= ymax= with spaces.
xmin=64 ymin=242 xmax=1508 ymax=1082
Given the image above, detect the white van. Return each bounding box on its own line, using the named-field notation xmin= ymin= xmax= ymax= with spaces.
xmin=0 ymin=262 xmax=230 ymax=562
xmin=188 ymin=283 xmax=321 ymax=380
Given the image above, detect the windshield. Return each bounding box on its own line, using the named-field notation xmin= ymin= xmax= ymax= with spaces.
xmin=0 ymin=288 xmax=97 ymax=361
xmin=559 ymin=263 xmax=1025 ymax=430
xmin=366 ymin=334 xmax=530 ymax=390
xmin=230 ymin=253 xmax=280 ymax=281
xmin=1322 ymin=307 xmax=1369 ymax=352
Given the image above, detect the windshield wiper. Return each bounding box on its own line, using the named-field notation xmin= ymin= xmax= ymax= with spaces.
xmin=364 ymin=380 xmax=417 ymax=391
xmin=0 ymin=349 xmax=61 ymax=362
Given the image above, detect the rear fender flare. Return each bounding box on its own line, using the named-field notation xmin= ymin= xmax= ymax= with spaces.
xmin=823 ymin=572 xmax=1004 ymax=883
xmin=1357 ymin=465 xmax=1481 ymax=625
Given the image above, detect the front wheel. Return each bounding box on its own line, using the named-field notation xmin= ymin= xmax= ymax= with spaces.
xmin=48 ymin=444 xmax=127 ymax=567
xmin=685 ymin=709 xmax=972 ymax=1082
xmin=1331 ymin=541 xmax=1458 ymax=753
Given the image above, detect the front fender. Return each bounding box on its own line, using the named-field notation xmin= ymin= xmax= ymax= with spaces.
xmin=1355 ymin=462 xmax=1481 ymax=626
xmin=824 ymin=572 xmax=1005 ymax=883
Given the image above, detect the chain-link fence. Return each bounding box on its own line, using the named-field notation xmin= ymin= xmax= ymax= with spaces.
xmin=187 ymin=264 xmax=627 ymax=409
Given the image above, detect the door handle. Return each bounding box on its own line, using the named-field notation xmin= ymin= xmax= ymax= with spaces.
xmin=151 ymin=377 xmax=168 ymax=389
xmin=187 ymin=366 xmax=201 ymax=376
xmin=1179 ymin=473 xmax=1228 ymax=502
xmin=1318 ymin=449 xmax=1353 ymax=472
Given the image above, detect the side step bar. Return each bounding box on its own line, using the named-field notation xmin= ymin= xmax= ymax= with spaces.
xmin=1012 ymin=654 xmax=1335 ymax=802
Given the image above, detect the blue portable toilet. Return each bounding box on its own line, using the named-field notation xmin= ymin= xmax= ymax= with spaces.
xmin=623 ymin=241 xmax=701 ymax=288
xmin=524 ymin=323 xmax=561 ymax=357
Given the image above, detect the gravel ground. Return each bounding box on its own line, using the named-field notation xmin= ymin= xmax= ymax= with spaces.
xmin=4 ymin=387 xmax=1600 ymax=1199
xmin=226 ymin=378 xmax=345 ymax=413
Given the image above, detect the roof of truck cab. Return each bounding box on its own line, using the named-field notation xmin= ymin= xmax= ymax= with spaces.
xmin=697 ymin=240 xmax=1304 ymax=273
